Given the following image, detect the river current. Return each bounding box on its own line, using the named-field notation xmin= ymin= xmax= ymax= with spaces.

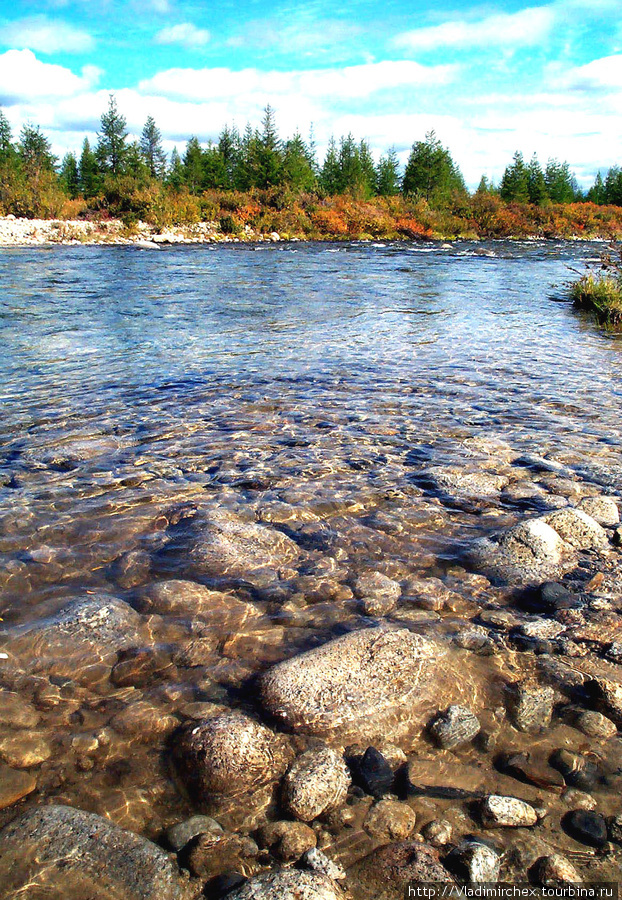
xmin=0 ymin=240 xmax=621 ymax=889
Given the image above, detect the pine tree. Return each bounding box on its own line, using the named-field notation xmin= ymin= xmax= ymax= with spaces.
xmin=79 ymin=138 xmax=100 ymax=197
xmin=587 ymin=172 xmax=606 ymax=205
xmin=60 ymin=152 xmax=80 ymax=198
xmin=283 ymin=132 xmax=316 ymax=191
xmin=255 ymin=104 xmax=283 ymax=188
xmin=183 ymin=137 xmax=204 ymax=194
xmin=376 ymin=147 xmax=401 ymax=196
xmin=319 ymin=137 xmax=340 ymax=195
xmin=402 ymin=130 xmax=465 ymax=203
xmin=527 ymin=153 xmax=548 ymax=204
xmin=96 ymin=95 xmax=128 ymax=176
xmin=140 ymin=116 xmax=166 ymax=179
xmin=166 ymin=148 xmax=184 ymax=190
xmin=499 ymin=151 xmax=530 ymax=203
xmin=545 ymin=159 xmax=577 ymax=203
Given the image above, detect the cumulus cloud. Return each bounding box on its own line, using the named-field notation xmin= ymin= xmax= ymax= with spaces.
xmin=393 ymin=6 xmax=555 ymax=52
xmin=0 ymin=16 xmax=94 ymax=54
xmin=140 ymin=59 xmax=457 ymax=103
xmin=0 ymin=49 xmax=99 ymax=104
xmin=557 ymin=54 xmax=622 ymax=90
xmin=154 ymin=23 xmax=210 ymax=48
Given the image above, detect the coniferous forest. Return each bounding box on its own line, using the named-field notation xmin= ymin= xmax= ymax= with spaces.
xmin=2 ymin=96 xmax=622 ymax=239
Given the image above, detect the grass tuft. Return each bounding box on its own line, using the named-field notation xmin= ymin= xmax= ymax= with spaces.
xmin=570 ymin=246 xmax=622 ymax=327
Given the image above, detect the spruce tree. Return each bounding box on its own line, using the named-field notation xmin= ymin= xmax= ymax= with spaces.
xmin=166 ymin=148 xmax=184 ymax=190
xmin=499 ymin=151 xmax=530 ymax=202
xmin=283 ymin=132 xmax=316 ymax=191
xmin=527 ymin=153 xmax=548 ymax=204
xmin=256 ymin=104 xmax=283 ymax=188
xmin=79 ymin=138 xmax=100 ymax=197
xmin=402 ymin=130 xmax=465 ymax=203
xmin=96 ymin=95 xmax=128 ymax=176
xmin=604 ymin=166 xmax=622 ymax=206
xmin=376 ymin=148 xmax=401 ymax=196
xmin=545 ymin=159 xmax=577 ymax=203
xmin=60 ymin=152 xmax=80 ymax=198
xmin=587 ymin=172 xmax=606 ymax=205
xmin=0 ymin=110 xmax=14 ymax=165
xmin=18 ymin=124 xmax=57 ymax=176
xmin=319 ymin=137 xmax=340 ymax=195
xmin=183 ymin=137 xmax=204 ymax=193
xmin=140 ymin=116 xmax=166 ymax=179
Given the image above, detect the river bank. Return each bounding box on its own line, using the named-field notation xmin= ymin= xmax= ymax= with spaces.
xmin=2 ymin=195 xmax=622 ymax=246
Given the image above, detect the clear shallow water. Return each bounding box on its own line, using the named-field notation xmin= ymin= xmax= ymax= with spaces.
xmin=1 ymin=241 xmax=622 ymax=871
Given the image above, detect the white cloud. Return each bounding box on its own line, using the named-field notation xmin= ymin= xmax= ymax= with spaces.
xmin=154 ymin=23 xmax=210 ymax=48
xmin=0 ymin=49 xmax=98 ymax=103
xmin=0 ymin=16 xmax=94 ymax=54
xmin=393 ymin=6 xmax=555 ymax=52
xmin=140 ymin=59 xmax=457 ymax=103
xmin=558 ymin=54 xmax=622 ymax=90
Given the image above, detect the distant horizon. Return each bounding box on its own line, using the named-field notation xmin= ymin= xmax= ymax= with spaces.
xmin=0 ymin=0 xmax=621 ymax=190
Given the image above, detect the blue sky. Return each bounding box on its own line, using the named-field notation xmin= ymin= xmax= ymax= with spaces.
xmin=0 ymin=0 xmax=621 ymax=187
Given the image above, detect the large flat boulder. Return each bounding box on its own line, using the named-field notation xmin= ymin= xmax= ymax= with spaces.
xmin=0 ymin=804 xmax=191 ymax=900
xmin=259 ymin=627 xmax=467 ymax=744
xmin=0 ymin=595 xmax=144 ymax=679
xmin=159 ymin=508 xmax=301 ymax=586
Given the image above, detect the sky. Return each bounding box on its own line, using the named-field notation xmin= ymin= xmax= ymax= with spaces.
xmin=0 ymin=0 xmax=621 ymax=188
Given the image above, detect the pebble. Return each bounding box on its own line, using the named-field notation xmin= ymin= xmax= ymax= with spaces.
xmin=185 ymin=832 xmax=258 ymax=879
xmin=607 ymin=814 xmax=622 ymax=843
xmin=348 ymin=841 xmax=453 ymax=898
xmin=578 ymin=496 xmax=620 ymax=526
xmin=562 ymin=809 xmax=608 ymax=847
xmin=420 ymin=819 xmax=452 ymax=847
xmin=480 ymin=795 xmax=538 ymax=827
xmin=0 ymin=733 xmax=52 ymax=768
xmin=174 ymin=712 xmax=290 ymax=802
xmin=429 ymin=704 xmax=480 ymax=749
xmin=348 ymin=746 xmax=394 ymax=798
xmin=561 ymin=788 xmax=596 ymax=810
xmin=591 ymin=677 xmax=622 ymax=725
xmin=224 ymin=869 xmax=343 ymax=900
xmin=573 ymin=710 xmax=617 ymax=740
xmin=0 ymin=692 xmax=40 ymax=728
xmin=447 ymin=839 xmax=501 ymax=883
xmin=534 ymin=854 xmax=583 ymax=885
xmin=354 ymin=571 xmax=401 ymax=603
xmin=257 ymin=820 xmax=316 ymax=861
xmin=0 ymin=762 xmax=36 ymax=809
xmin=165 ymin=815 xmax=223 ymax=852
xmin=363 ymin=799 xmax=417 ymax=841
xmin=506 ymin=682 xmax=555 ymax=733
xmin=301 ymin=847 xmax=347 ymax=882
xmin=533 ymin=582 xmax=581 ymax=612
xmin=549 ymin=749 xmax=601 ymax=791
xmin=282 ymin=747 xmax=350 ymax=822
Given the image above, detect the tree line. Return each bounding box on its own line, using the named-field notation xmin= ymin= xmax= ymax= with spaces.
xmin=1 ymin=95 xmax=622 ymax=220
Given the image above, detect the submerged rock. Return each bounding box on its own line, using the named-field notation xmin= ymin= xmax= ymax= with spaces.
xmin=136 ymin=579 xmax=259 ymax=627
xmin=174 ymin=713 xmax=290 ymax=804
xmin=446 ymin=839 xmax=500 ymax=883
xmin=282 ymin=747 xmax=350 ymax=822
xmin=578 ymin=496 xmax=620 ymax=527
xmin=505 ymin=682 xmax=555 ymax=733
xmin=256 ymin=820 xmax=316 ymax=861
xmin=225 ymin=869 xmax=343 ymax=900
xmin=0 ymin=762 xmax=36 ymax=810
xmin=363 ymin=799 xmax=416 ymax=841
xmin=468 ymin=518 xmax=576 ymax=585
xmin=259 ymin=626 xmax=463 ymax=743
xmin=349 ymin=746 xmax=395 ymax=798
xmin=348 ymin=841 xmax=453 ymax=900
xmin=534 ymin=854 xmax=583 ymax=885
xmin=0 ymin=804 xmax=189 ymax=900
xmin=159 ymin=507 xmax=301 ymax=585
xmin=480 ymin=795 xmax=538 ymax=827
xmin=428 ymin=705 xmax=480 ymax=749
xmin=542 ymin=508 xmax=609 ymax=551
xmin=562 ymin=809 xmax=608 ymax=847
xmin=0 ymin=595 xmax=144 ymax=677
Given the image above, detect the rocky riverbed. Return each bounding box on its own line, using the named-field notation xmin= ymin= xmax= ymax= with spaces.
xmin=0 ymin=215 xmax=282 ymax=246
xmin=1 ymin=241 xmax=621 ymax=899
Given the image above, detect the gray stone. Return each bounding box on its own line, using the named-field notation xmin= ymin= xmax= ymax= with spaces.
xmin=160 ymin=508 xmax=301 ymax=584
xmin=0 ymin=595 xmax=144 ymax=677
xmin=0 ymin=805 xmax=189 ymax=900
xmin=506 ymin=682 xmax=555 ymax=733
xmin=302 ymin=847 xmax=347 ymax=882
xmin=282 ymin=747 xmax=350 ymax=822
xmin=225 ymin=869 xmax=343 ymax=900
xmin=469 ymin=518 xmax=576 ymax=585
xmin=607 ymin=813 xmax=622 ymax=843
xmin=259 ymin=626 xmax=466 ymax=743
xmin=448 ymin=839 xmax=500 ymax=883
xmin=429 ymin=705 xmax=480 ymax=749
xmin=534 ymin=854 xmax=582 ymax=885
xmin=573 ymin=710 xmax=617 ymax=740
xmin=348 ymin=841 xmax=453 ymax=900
xmin=543 ymin=508 xmax=609 ymax=551
xmin=578 ymin=496 xmax=620 ymax=527
xmin=420 ymin=819 xmax=452 ymax=847
xmin=165 ymin=815 xmax=223 ymax=852
xmin=174 ymin=713 xmax=290 ymax=803
xmin=480 ymin=795 xmax=538 ymax=827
